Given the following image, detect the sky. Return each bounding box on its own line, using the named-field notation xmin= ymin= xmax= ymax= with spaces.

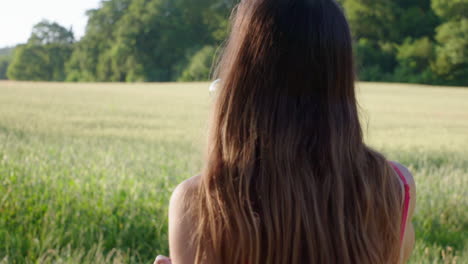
xmin=0 ymin=0 xmax=102 ymax=48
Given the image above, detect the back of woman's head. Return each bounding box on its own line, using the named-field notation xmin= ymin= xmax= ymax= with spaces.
xmin=195 ymin=0 xmax=403 ymax=263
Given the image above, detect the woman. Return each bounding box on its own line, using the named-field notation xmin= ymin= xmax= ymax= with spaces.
xmin=156 ymin=0 xmax=416 ymax=263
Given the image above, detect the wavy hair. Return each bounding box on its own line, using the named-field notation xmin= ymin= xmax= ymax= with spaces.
xmin=194 ymin=0 xmax=402 ymax=263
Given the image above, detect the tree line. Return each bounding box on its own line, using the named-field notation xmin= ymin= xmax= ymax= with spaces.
xmin=2 ymin=0 xmax=467 ymax=86
xmin=0 ymin=47 xmax=13 ymax=80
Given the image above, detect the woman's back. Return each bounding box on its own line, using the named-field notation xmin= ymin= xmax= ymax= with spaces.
xmin=168 ymin=161 xmax=415 ymax=264
xmin=163 ymin=0 xmax=417 ymax=263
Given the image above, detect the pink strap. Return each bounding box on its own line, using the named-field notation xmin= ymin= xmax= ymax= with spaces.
xmin=389 ymin=162 xmax=411 ymax=242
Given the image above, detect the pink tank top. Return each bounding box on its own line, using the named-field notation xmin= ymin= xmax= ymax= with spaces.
xmin=389 ymin=162 xmax=411 ymax=241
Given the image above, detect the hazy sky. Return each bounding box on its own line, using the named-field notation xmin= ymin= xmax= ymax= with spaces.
xmin=0 ymin=0 xmax=102 ymax=48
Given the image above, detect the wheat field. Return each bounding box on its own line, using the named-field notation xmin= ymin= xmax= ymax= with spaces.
xmin=0 ymin=81 xmax=467 ymax=263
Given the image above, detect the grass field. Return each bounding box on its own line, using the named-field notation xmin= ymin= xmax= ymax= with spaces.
xmin=0 ymin=81 xmax=467 ymax=263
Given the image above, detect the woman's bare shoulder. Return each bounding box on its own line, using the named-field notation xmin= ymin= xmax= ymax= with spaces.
xmin=168 ymin=175 xmax=201 ymax=263
xmin=171 ymin=175 xmax=201 ymax=203
xmin=169 ymin=175 xmax=201 ymax=221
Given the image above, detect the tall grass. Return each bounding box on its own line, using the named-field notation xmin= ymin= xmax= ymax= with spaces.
xmin=0 ymin=81 xmax=467 ymax=263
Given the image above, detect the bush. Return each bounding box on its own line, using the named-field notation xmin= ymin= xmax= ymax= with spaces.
xmin=178 ymin=46 xmax=217 ymax=82
xmin=7 ymin=44 xmax=73 ymax=82
xmin=0 ymin=57 xmax=10 ymax=80
xmin=431 ymin=19 xmax=468 ymax=86
xmin=393 ymin=37 xmax=436 ymax=84
xmin=355 ymin=39 xmax=397 ymax=81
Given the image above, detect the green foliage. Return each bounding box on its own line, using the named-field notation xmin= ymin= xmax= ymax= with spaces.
xmin=5 ymin=0 xmax=468 ymax=85
xmin=345 ymin=0 xmax=438 ymax=41
xmin=7 ymin=43 xmax=73 ymax=82
xmin=67 ymin=0 xmax=232 ymax=82
xmin=395 ymin=6 xmax=439 ymax=40
xmin=344 ymin=0 xmax=397 ymax=41
xmin=343 ymin=0 xmax=467 ymax=86
xmin=179 ymin=46 xmax=217 ymax=81
xmin=393 ymin=37 xmax=436 ymax=84
xmin=0 ymin=47 xmax=13 ymax=80
xmin=66 ymin=0 xmax=132 ymax=82
xmin=28 ymin=20 xmax=74 ymax=45
xmin=7 ymin=45 xmax=50 ymax=81
xmin=397 ymin=38 xmax=434 ymax=62
xmin=7 ymin=21 xmax=74 ymax=82
xmin=432 ymin=0 xmax=468 ymax=20
xmin=355 ymin=39 xmax=396 ymax=81
xmin=0 ymin=58 xmax=9 ymax=80
xmin=431 ymin=19 xmax=468 ymax=85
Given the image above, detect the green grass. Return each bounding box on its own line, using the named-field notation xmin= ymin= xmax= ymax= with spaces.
xmin=0 ymin=81 xmax=467 ymax=263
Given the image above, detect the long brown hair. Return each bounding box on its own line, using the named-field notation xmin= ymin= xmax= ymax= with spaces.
xmin=195 ymin=0 xmax=402 ymax=263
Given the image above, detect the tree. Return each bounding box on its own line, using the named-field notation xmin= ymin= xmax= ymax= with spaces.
xmin=103 ymin=0 xmax=231 ymax=81
xmin=7 ymin=21 xmax=74 ymax=81
xmin=343 ymin=0 xmax=449 ymax=84
xmin=5 ymin=0 xmax=467 ymax=85
xmin=432 ymin=0 xmax=468 ymax=20
xmin=430 ymin=0 xmax=468 ymax=85
xmin=28 ymin=20 xmax=74 ymax=45
xmin=179 ymin=45 xmax=217 ymax=81
xmin=0 ymin=47 xmax=13 ymax=80
xmin=7 ymin=45 xmax=51 ymax=81
xmin=344 ymin=0 xmax=438 ymax=42
xmin=344 ymin=0 xmax=399 ymax=42
xmin=0 ymin=57 xmax=9 ymax=80
xmin=432 ymin=19 xmax=468 ymax=85
xmin=354 ymin=39 xmax=396 ymax=81
xmin=66 ymin=0 xmax=133 ymax=82
xmin=67 ymin=0 xmax=234 ymax=82
xmin=393 ymin=37 xmax=436 ymax=83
